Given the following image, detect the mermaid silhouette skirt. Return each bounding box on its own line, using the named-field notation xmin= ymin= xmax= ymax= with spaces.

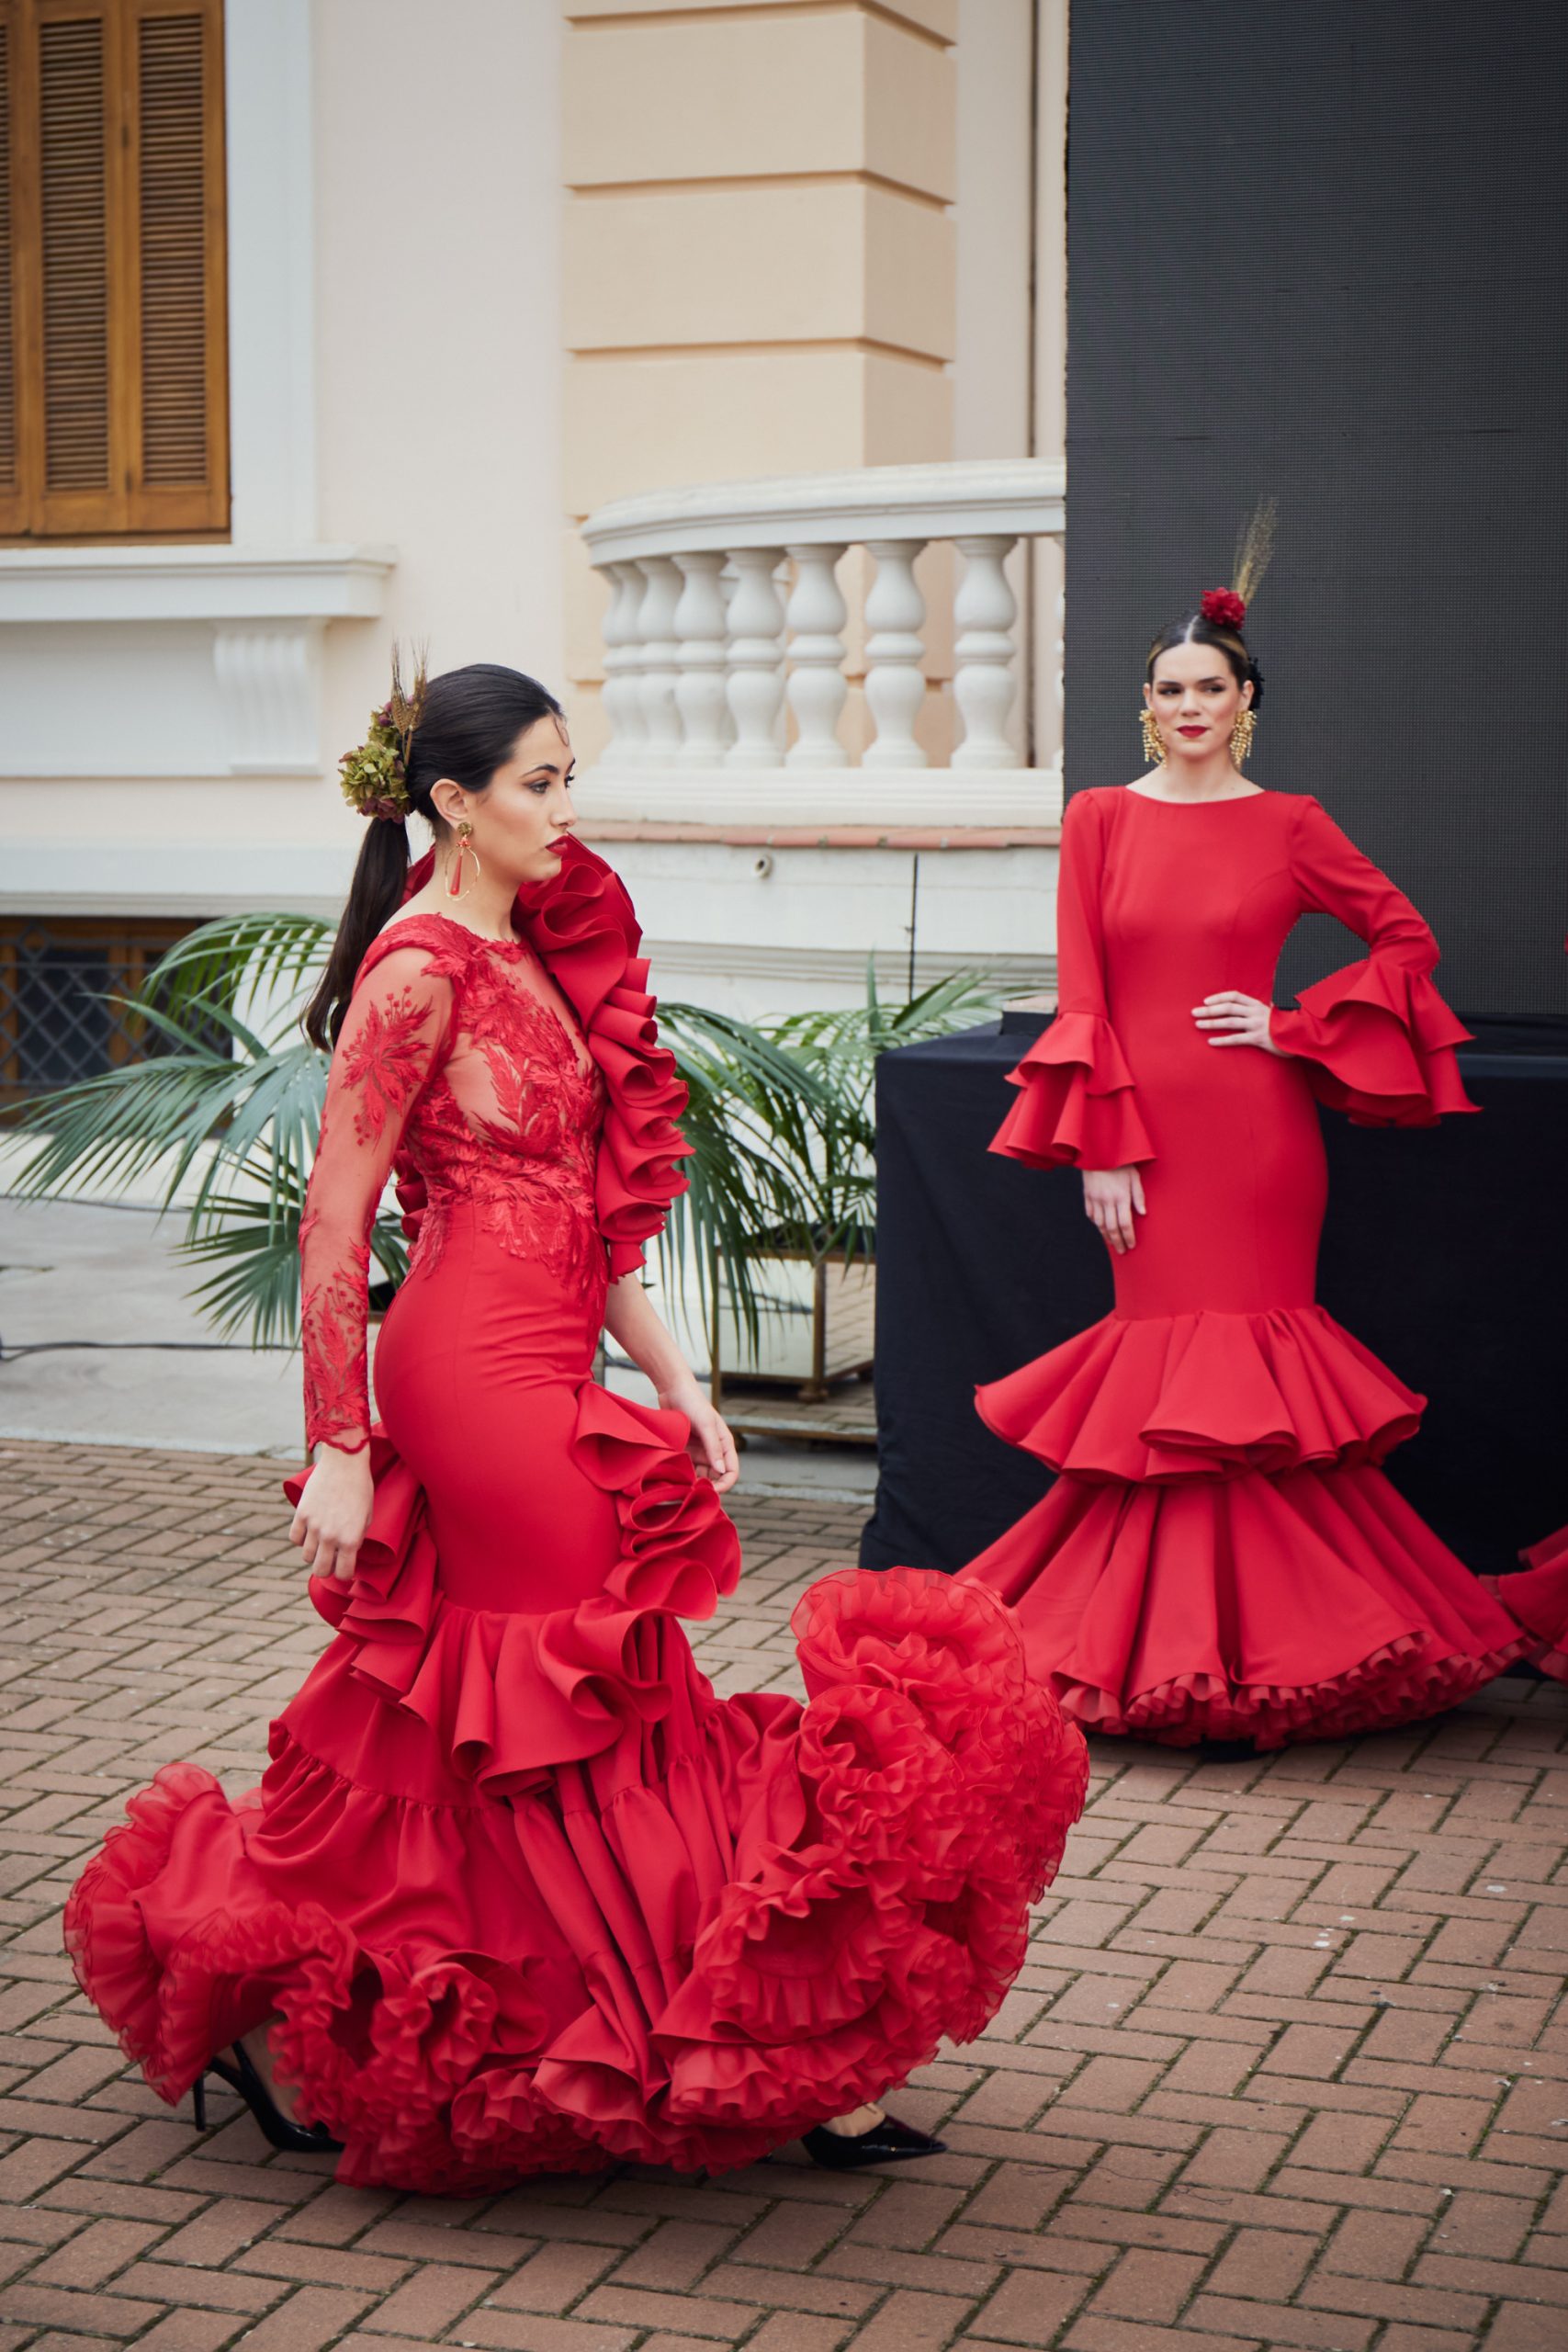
xmin=65 ymin=1217 xmax=1087 ymax=2188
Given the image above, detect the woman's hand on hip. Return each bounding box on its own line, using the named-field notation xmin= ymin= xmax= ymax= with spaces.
xmin=1193 ymin=991 xmax=1284 ymax=1054
xmin=288 ymin=1443 xmax=375 ymax=1584
xmin=1082 ymin=1165 xmax=1145 ymax=1255
xmin=660 ymin=1374 xmax=740 ymax=1494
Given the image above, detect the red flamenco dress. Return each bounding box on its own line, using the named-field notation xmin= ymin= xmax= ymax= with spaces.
xmin=957 ymin=786 xmax=1524 ymax=1747
xmin=64 ymin=842 xmax=1087 ymax=2188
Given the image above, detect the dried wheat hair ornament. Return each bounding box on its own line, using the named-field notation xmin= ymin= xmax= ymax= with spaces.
xmin=1198 ymin=498 xmax=1279 ymax=639
xmin=337 ymin=646 xmax=429 ymax=822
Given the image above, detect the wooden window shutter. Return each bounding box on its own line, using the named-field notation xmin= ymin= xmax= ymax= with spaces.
xmin=0 ymin=0 xmax=227 ymax=539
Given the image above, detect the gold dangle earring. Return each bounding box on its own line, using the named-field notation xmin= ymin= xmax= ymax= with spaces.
xmin=1139 ymin=707 xmax=1166 ymax=767
xmin=446 ymin=820 xmax=480 ymax=901
xmin=1230 ymin=708 xmax=1257 ymax=767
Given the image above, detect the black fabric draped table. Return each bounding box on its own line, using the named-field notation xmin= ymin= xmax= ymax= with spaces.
xmin=860 ymin=1013 xmax=1568 ymax=1585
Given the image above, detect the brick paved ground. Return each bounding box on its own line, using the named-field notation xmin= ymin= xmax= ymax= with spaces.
xmin=3 ymin=1437 xmax=1567 ymax=2352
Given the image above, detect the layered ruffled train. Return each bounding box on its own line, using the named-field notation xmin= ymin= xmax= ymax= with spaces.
xmin=66 ymin=1385 xmax=1088 ymax=2188
xmin=960 ymin=1303 xmax=1523 ymax=1747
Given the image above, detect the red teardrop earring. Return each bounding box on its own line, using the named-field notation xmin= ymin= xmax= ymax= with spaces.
xmin=447 ymin=820 xmax=479 ymax=900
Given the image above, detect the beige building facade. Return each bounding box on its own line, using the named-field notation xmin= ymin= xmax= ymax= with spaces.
xmin=1 ymin=0 xmax=1068 ymax=1079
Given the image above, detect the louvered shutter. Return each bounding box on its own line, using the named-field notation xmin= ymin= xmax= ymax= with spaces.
xmin=126 ymin=0 xmax=226 ymax=528
xmin=0 ymin=0 xmax=227 ymax=540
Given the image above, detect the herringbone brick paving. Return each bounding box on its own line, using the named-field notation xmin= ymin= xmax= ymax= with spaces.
xmin=2 ymin=1439 xmax=1566 ymax=2352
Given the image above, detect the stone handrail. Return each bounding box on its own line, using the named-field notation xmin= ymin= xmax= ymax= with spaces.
xmin=577 ymin=458 xmax=1064 ymax=828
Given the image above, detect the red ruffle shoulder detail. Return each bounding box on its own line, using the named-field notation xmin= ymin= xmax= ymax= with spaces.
xmin=285 ymin=1385 xmax=741 ymax=1792
xmin=989 ymin=1012 xmax=1156 ymax=1171
xmin=1270 ymin=960 xmax=1477 ymax=1126
xmin=976 ymin=1304 xmax=1427 ymax=1484
xmin=519 ymin=842 xmax=693 ymax=1278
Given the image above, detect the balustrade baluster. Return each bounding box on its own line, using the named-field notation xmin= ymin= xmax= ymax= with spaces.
xmin=672 ymin=551 xmax=729 ymax=765
xmin=784 ymin=543 xmax=848 ymax=769
xmin=952 ymin=534 xmax=1021 ymax=769
xmin=635 ymin=558 xmax=682 ymax=763
xmin=597 ymin=561 xmax=646 ymax=768
xmin=723 ymin=548 xmax=786 ymax=768
xmin=863 ymin=539 xmax=928 ymax=769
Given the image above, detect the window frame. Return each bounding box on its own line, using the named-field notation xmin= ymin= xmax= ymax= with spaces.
xmin=0 ymin=0 xmax=229 ymax=544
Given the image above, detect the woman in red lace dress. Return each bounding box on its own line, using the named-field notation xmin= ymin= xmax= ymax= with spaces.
xmin=65 ymin=664 xmax=1086 ymax=2188
xmin=958 ymin=590 xmax=1524 ymax=1746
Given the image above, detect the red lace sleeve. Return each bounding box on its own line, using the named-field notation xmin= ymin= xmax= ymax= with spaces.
xmin=990 ymin=792 xmax=1156 ymax=1171
xmin=299 ymin=944 xmax=454 ymax=1452
xmin=1270 ymin=797 xmax=1476 ymax=1126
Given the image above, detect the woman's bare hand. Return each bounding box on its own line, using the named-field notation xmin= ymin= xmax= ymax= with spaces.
xmin=1192 ymin=991 xmax=1284 ymax=1054
xmin=1082 ymin=1165 xmax=1146 ymax=1255
xmin=288 ymin=1444 xmax=375 ymax=1584
xmin=660 ymin=1376 xmax=740 ymax=1493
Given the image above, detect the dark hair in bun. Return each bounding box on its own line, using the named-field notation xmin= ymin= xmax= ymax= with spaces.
xmin=1145 ymin=610 xmax=1266 ymax=711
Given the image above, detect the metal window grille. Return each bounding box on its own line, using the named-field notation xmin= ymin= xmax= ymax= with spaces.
xmin=0 ymin=917 xmax=229 ymax=1110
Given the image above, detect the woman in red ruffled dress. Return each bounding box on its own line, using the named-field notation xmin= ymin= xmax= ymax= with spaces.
xmin=958 ymin=583 xmax=1524 ymax=1747
xmin=64 ymin=663 xmax=1087 ymax=2189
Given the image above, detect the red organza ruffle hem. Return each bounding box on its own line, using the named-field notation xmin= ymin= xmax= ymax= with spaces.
xmin=958 ymin=1461 xmax=1526 ymax=1749
xmin=989 ymin=1012 xmax=1156 ymax=1172
xmin=1485 ymin=1525 xmax=1568 ymax=1683
xmin=976 ymin=1304 xmax=1425 ymax=1485
xmin=64 ymin=1389 xmax=1088 ymax=2187
xmin=1270 ymin=958 xmax=1477 ymax=1127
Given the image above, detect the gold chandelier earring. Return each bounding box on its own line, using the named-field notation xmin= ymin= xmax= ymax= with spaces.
xmin=446 ymin=819 xmax=480 ymax=901
xmin=1139 ymin=708 xmax=1166 ymax=767
xmin=1230 ymin=708 xmax=1258 ymax=767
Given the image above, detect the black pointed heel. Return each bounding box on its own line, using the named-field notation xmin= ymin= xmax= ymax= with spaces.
xmin=208 ymin=2041 xmax=343 ymax=2155
xmin=191 ymin=2075 xmax=207 ymax=2132
xmin=802 ymin=2113 xmax=947 ymax=2170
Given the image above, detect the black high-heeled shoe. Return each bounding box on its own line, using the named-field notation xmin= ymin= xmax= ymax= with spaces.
xmin=802 ymin=2113 xmax=947 ymax=2170
xmin=194 ymin=2041 xmax=342 ymax=2155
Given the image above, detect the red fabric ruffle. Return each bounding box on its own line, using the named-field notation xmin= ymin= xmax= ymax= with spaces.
xmin=284 ymin=1385 xmax=740 ymax=1792
xmin=519 ymin=843 xmax=693 ymax=1280
xmin=66 ymin=1406 xmax=1089 ymax=2185
xmin=1485 ymin=1524 xmax=1568 ymax=1684
xmin=960 ymin=1462 xmax=1526 ymax=1748
xmin=1270 ymin=958 xmax=1477 ymax=1127
xmin=400 ymin=841 xmax=692 ymax=1280
xmin=989 ymin=1012 xmax=1156 ymax=1171
xmin=976 ymin=1304 xmax=1425 ymax=1484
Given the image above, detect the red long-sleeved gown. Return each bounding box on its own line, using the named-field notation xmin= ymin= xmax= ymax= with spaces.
xmin=65 ymin=844 xmax=1086 ymax=2188
xmin=957 ymin=786 xmax=1524 ymax=1747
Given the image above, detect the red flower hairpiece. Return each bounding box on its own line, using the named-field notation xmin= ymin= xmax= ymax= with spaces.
xmin=1201 ymin=586 xmax=1247 ymax=632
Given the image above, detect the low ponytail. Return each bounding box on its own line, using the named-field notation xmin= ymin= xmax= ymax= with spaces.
xmin=304 ymin=659 xmax=564 ymax=1055
xmin=304 ymin=817 xmax=412 ymax=1049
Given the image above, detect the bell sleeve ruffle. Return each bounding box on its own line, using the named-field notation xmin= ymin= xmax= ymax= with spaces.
xmin=1270 ymin=797 xmax=1477 ymax=1128
xmin=1269 ymin=960 xmax=1476 ymax=1127
xmin=991 ymin=1012 xmax=1156 ymax=1170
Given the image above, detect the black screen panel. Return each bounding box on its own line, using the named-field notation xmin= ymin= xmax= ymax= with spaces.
xmin=1065 ymin=0 xmax=1568 ymax=1020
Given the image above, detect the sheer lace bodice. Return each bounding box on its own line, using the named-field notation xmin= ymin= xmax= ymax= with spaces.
xmin=300 ymin=915 xmax=606 ymax=1452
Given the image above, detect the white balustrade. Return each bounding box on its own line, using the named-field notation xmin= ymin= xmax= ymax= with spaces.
xmin=597 ymin=560 xmax=647 ymax=770
xmin=580 ymin=459 xmax=1065 ymax=824
xmin=672 ymin=550 xmax=728 ymax=766
xmin=634 ymin=557 xmax=682 ymax=764
xmin=723 ymin=548 xmax=787 ymax=769
xmin=952 ymin=534 xmax=1021 ymax=770
xmin=784 ymin=542 xmax=847 ymax=770
xmin=862 ymin=540 xmax=928 ymax=772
